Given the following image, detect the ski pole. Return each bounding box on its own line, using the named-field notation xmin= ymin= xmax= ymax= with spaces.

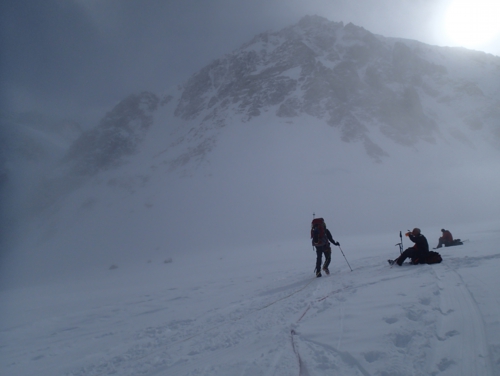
xmin=337 ymin=245 xmax=353 ymax=271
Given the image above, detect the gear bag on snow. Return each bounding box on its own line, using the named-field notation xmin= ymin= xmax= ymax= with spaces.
xmin=449 ymin=239 xmax=463 ymax=247
xmin=311 ymin=218 xmax=328 ymax=247
xmin=425 ymin=251 xmax=442 ymax=264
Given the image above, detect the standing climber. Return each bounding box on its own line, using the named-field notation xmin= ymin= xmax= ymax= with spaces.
xmin=311 ymin=218 xmax=340 ymax=277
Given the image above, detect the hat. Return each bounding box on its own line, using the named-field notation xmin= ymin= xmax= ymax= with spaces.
xmin=412 ymin=228 xmax=421 ymax=235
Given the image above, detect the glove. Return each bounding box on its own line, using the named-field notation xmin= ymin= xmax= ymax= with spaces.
xmin=334 ymin=241 xmax=340 ymax=246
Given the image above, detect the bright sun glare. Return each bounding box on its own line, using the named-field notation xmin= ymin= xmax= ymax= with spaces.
xmin=444 ymin=0 xmax=500 ymax=49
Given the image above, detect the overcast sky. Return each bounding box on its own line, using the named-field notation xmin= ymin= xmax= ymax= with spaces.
xmin=1 ymin=0 xmax=499 ymax=126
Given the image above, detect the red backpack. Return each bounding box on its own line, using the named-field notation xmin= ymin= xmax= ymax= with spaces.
xmin=311 ymin=218 xmax=328 ymax=246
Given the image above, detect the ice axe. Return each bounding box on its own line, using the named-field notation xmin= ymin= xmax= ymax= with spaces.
xmin=395 ymin=231 xmax=403 ymax=255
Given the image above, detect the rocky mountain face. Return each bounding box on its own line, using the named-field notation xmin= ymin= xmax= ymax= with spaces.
xmin=54 ymin=15 xmax=500 ymax=178
xmin=171 ymin=15 xmax=499 ymax=163
xmin=63 ymin=92 xmax=165 ymax=176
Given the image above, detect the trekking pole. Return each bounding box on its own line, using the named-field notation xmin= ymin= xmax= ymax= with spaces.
xmin=337 ymin=245 xmax=353 ymax=271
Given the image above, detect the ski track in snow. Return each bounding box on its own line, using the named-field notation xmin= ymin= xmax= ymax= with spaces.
xmin=432 ymin=263 xmax=491 ymax=375
xmin=1 ymin=231 xmax=500 ymax=376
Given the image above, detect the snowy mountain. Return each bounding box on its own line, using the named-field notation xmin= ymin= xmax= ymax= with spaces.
xmin=171 ymin=15 xmax=500 ymax=163
xmin=2 ymin=15 xmax=500 ymax=287
xmin=2 ymin=14 xmax=500 ymax=376
xmin=53 ymin=15 xmax=500 ymax=179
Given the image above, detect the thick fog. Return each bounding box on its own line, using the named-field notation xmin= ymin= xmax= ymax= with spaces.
xmin=1 ymin=1 xmax=500 ymax=288
xmin=1 ymin=1 xmax=499 ymax=120
xmin=2 ymin=110 xmax=499 ymax=288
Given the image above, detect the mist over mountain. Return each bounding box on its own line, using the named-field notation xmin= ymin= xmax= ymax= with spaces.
xmin=0 ymin=111 xmax=82 ymax=253
xmin=173 ymin=15 xmax=499 ymax=160
xmin=2 ymin=15 xmax=499 ymax=287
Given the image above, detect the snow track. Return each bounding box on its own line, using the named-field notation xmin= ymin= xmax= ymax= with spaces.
xmin=432 ymin=264 xmax=491 ymax=375
xmin=2 ymin=232 xmax=500 ymax=376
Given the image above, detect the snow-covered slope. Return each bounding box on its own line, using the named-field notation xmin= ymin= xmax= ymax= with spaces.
xmin=2 ymin=223 xmax=500 ymax=375
xmin=2 ymin=16 xmax=500 ymax=375
xmin=2 ymin=15 xmax=500 ymax=288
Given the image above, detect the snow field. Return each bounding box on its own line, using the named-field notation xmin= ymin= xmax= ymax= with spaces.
xmin=1 ymin=224 xmax=500 ymax=375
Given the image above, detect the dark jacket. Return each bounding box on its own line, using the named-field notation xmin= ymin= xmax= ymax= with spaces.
xmin=325 ymin=229 xmax=336 ymax=244
xmin=409 ymin=233 xmax=429 ymax=261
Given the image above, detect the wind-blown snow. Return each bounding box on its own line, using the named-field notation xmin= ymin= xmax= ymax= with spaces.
xmin=1 ymin=222 xmax=499 ymax=375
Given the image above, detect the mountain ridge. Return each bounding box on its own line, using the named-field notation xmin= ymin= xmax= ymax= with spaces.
xmin=18 ymin=15 xmax=499 ymax=181
xmin=2 ymin=15 xmax=500 ymax=286
xmin=166 ymin=15 xmax=499 ymax=168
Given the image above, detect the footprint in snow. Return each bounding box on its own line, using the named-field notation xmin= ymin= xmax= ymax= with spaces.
xmin=392 ymin=333 xmax=412 ymax=348
xmin=383 ymin=317 xmax=398 ymax=324
xmin=363 ymin=351 xmax=385 ymax=363
xmin=437 ymin=357 xmax=456 ymax=371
